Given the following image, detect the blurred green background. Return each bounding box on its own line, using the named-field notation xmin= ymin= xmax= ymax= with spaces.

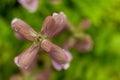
xmin=0 ymin=0 xmax=120 ymax=80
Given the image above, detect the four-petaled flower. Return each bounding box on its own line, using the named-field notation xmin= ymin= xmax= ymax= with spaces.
xmin=11 ymin=12 xmax=72 ymax=71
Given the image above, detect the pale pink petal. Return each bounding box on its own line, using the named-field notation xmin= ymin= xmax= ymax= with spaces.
xmin=51 ymin=51 xmax=72 ymax=71
xmin=41 ymin=40 xmax=70 ymax=64
xmin=14 ymin=56 xmax=20 ymax=67
xmin=14 ymin=43 xmax=39 ymax=70
xmin=52 ymin=60 xmax=62 ymax=71
xmin=65 ymin=51 xmax=72 ymax=61
xmin=41 ymin=12 xmax=66 ymax=38
xmin=63 ymin=63 xmax=70 ymax=70
xmin=52 ymin=60 xmax=70 ymax=70
xmin=19 ymin=0 xmax=38 ymax=12
xmin=11 ymin=18 xmax=37 ymax=41
xmin=14 ymin=32 xmax=26 ymax=40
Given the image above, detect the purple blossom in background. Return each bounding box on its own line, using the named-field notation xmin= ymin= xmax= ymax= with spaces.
xmin=18 ymin=0 xmax=38 ymax=12
xmin=79 ymin=19 xmax=91 ymax=30
xmin=74 ymin=35 xmax=93 ymax=52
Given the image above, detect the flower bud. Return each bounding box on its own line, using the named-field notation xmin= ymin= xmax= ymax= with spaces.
xmin=41 ymin=12 xmax=66 ymax=38
xmin=14 ymin=43 xmax=39 ymax=70
xmin=74 ymin=35 xmax=93 ymax=52
xmin=11 ymin=18 xmax=37 ymax=41
xmin=41 ymin=40 xmax=71 ymax=64
xmin=18 ymin=0 xmax=38 ymax=12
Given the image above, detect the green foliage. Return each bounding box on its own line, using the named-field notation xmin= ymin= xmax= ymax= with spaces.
xmin=0 ymin=0 xmax=120 ymax=80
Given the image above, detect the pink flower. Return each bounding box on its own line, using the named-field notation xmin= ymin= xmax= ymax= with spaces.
xmin=11 ymin=12 xmax=72 ymax=71
xmin=18 ymin=0 xmax=38 ymax=12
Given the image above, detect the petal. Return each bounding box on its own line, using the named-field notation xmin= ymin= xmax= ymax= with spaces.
xmin=63 ymin=63 xmax=70 ymax=70
xmin=14 ymin=56 xmax=19 ymax=67
xmin=52 ymin=60 xmax=70 ymax=70
xmin=11 ymin=18 xmax=37 ymax=41
xmin=52 ymin=12 xmax=66 ymax=37
xmin=74 ymin=35 xmax=93 ymax=52
xmin=14 ymin=32 xmax=26 ymax=40
xmin=52 ymin=60 xmax=62 ymax=71
xmin=41 ymin=12 xmax=66 ymax=38
xmin=40 ymin=16 xmax=55 ymax=38
xmin=65 ymin=50 xmax=72 ymax=61
xmin=41 ymin=40 xmax=69 ymax=64
xmin=18 ymin=0 xmax=38 ymax=12
xmin=14 ymin=43 xmax=39 ymax=70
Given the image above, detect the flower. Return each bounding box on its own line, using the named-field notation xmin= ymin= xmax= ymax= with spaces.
xmin=41 ymin=12 xmax=66 ymax=38
xmin=18 ymin=0 xmax=38 ymax=12
xmin=74 ymin=35 xmax=93 ymax=52
xmin=52 ymin=51 xmax=72 ymax=70
xmin=41 ymin=40 xmax=72 ymax=70
xmin=14 ymin=43 xmax=39 ymax=70
xmin=11 ymin=18 xmax=37 ymax=41
xmin=11 ymin=12 xmax=72 ymax=71
xmin=79 ymin=19 xmax=91 ymax=30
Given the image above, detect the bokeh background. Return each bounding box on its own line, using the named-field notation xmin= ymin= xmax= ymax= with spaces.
xmin=0 ymin=0 xmax=120 ymax=80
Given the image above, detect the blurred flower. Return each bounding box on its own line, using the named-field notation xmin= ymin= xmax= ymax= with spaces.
xmin=79 ymin=19 xmax=91 ymax=31
xmin=62 ymin=34 xmax=93 ymax=52
xmin=18 ymin=0 xmax=38 ymax=12
xmin=14 ymin=43 xmax=39 ymax=70
xmin=41 ymin=12 xmax=66 ymax=38
xmin=11 ymin=18 xmax=37 ymax=41
xmin=41 ymin=40 xmax=72 ymax=70
xmin=64 ymin=18 xmax=93 ymax=52
xmin=62 ymin=38 xmax=76 ymax=50
xmin=34 ymin=67 xmax=52 ymax=80
xmin=74 ymin=35 xmax=93 ymax=52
